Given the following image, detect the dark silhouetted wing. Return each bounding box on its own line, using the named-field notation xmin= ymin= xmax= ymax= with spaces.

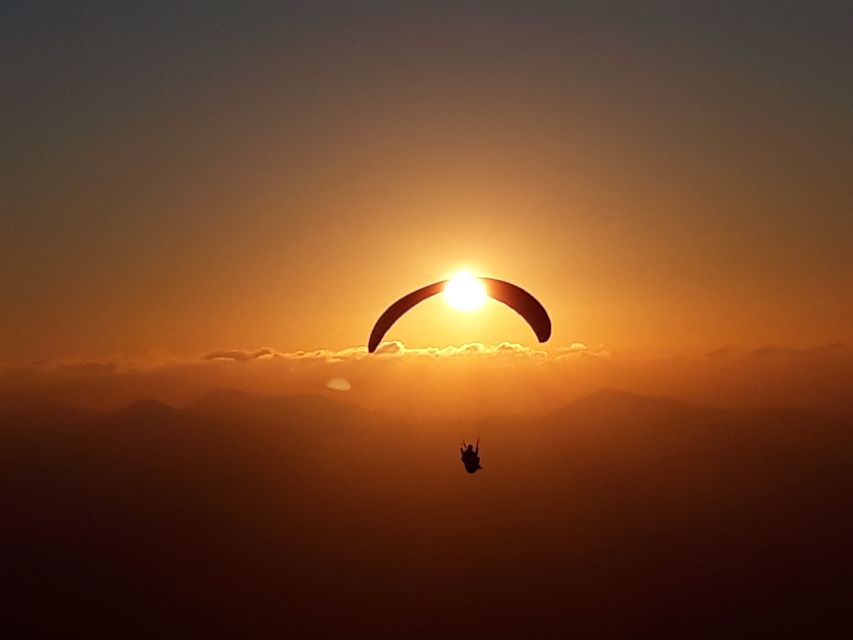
xmin=368 ymin=277 xmax=551 ymax=352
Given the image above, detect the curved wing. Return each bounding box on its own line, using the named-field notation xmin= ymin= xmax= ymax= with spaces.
xmin=368 ymin=281 xmax=447 ymax=353
xmin=368 ymin=278 xmax=551 ymax=353
xmin=481 ymin=277 xmax=551 ymax=343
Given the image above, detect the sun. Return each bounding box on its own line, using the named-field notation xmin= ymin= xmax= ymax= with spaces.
xmin=444 ymin=271 xmax=487 ymax=312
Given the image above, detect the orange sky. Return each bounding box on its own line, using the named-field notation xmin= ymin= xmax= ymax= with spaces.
xmin=3 ymin=4 xmax=852 ymax=367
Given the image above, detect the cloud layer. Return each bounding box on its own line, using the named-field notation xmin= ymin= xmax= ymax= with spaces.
xmin=201 ymin=340 xmax=552 ymax=364
xmin=2 ymin=341 xmax=850 ymax=420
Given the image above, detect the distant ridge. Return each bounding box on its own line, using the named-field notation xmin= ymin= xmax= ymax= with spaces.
xmin=550 ymin=388 xmax=822 ymax=424
xmin=112 ymin=398 xmax=182 ymax=419
xmin=546 ymin=388 xmax=711 ymax=425
xmin=104 ymin=398 xmax=194 ymax=434
xmin=187 ymin=388 xmax=369 ymax=428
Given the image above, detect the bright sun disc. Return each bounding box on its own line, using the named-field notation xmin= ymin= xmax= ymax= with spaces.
xmin=444 ymin=272 xmax=487 ymax=312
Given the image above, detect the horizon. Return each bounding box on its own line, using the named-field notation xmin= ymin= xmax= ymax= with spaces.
xmin=3 ymin=337 xmax=851 ymax=420
xmin=3 ymin=383 xmax=844 ymax=422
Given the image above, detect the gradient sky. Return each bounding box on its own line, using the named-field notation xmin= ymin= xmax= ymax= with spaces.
xmin=3 ymin=2 xmax=852 ymax=365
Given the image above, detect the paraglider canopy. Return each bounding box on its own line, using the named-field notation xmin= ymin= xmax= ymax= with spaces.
xmin=368 ymin=275 xmax=551 ymax=352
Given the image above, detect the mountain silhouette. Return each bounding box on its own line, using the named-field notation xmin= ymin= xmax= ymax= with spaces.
xmin=188 ymin=388 xmax=367 ymax=429
xmin=3 ymin=389 xmax=851 ymax=637
xmin=111 ymin=398 xmax=183 ymax=420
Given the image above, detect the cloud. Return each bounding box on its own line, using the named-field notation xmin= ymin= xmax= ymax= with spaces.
xmin=556 ymin=342 xmax=588 ymax=355
xmin=262 ymin=341 xmax=549 ymax=362
xmin=3 ymin=339 xmax=851 ymax=420
xmin=554 ymin=342 xmax=609 ymax=359
xmin=2 ymin=340 xmax=570 ymax=380
xmin=325 ymin=377 xmax=351 ymax=392
xmin=492 ymin=341 xmax=548 ymax=358
xmin=374 ymin=341 xmax=406 ymax=356
xmin=367 ymin=340 xmax=548 ymax=359
xmin=272 ymin=345 xmax=369 ymax=364
xmin=751 ymin=342 xmax=845 ymax=358
xmin=203 ymin=348 xmax=275 ymax=362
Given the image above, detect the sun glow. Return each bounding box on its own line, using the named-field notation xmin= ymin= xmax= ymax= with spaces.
xmin=444 ymin=272 xmax=487 ymax=312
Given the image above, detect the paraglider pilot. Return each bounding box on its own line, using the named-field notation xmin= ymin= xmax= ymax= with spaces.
xmin=460 ymin=439 xmax=483 ymax=474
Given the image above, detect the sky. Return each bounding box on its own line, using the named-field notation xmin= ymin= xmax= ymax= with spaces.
xmin=3 ymin=2 xmax=852 ymax=388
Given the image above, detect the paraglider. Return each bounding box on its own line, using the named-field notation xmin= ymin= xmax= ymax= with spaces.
xmin=367 ymin=275 xmax=551 ymax=353
xmin=460 ymin=440 xmax=482 ymax=474
xmin=368 ymin=274 xmax=551 ymax=476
